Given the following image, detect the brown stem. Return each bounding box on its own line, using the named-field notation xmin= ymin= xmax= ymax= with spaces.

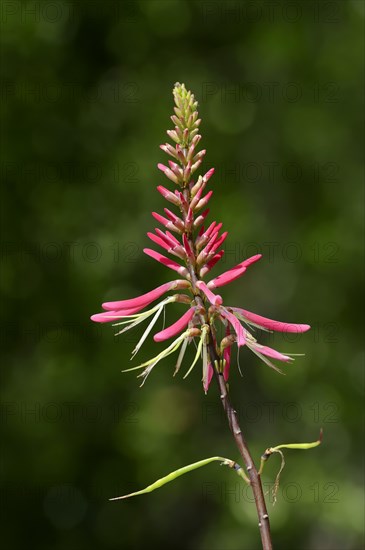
xmin=181 ymin=186 xmax=273 ymax=550
xmin=208 ymin=344 xmax=273 ymax=550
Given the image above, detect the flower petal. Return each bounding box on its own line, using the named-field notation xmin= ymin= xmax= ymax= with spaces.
xmin=102 ymin=280 xmax=189 ymax=311
xmin=196 ymin=280 xmax=223 ymax=306
xmin=207 ymin=254 xmax=262 ymax=289
xmin=232 ymin=307 xmax=310 ymax=333
xmin=220 ymin=309 xmax=246 ymax=347
xmin=143 ymin=248 xmax=189 ymax=277
xmin=91 ymin=311 xmax=125 ymax=323
xmin=249 ymin=343 xmax=291 ymax=362
xmin=203 ymin=363 xmax=214 ymax=393
xmin=207 ymin=266 xmax=246 ymax=289
xmin=223 ymin=326 xmax=232 ymax=381
xmin=154 ymin=307 xmax=195 ymax=342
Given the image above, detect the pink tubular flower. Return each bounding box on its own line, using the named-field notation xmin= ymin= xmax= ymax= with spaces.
xmin=91 ymin=305 xmax=145 ymax=323
xmin=156 ymin=185 xmax=180 ymax=206
xmin=203 ymin=363 xmax=214 ymax=393
xmin=91 ymin=82 xmax=311 ymax=389
xmin=154 ymin=307 xmax=195 ymax=342
xmin=230 ymin=307 xmax=311 ymax=333
xmin=249 ymin=344 xmax=291 ymax=362
xmin=207 ymin=254 xmax=262 ymax=289
xmin=220 ymin=309 xmax=246 ymax=347
xmin=101 ymin=280 xmax=189 ymax=312
xmin=196 ymin=280 xmax=223 ymax=306
xmin=143 ymin=248 xmax=189 ymax=277
xmin=152 ymin=211 xmax=181 ymax=233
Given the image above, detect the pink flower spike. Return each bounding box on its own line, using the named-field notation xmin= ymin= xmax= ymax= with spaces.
xmin=220 ymin=309 xmax=246 ymax=347
xmin=231 ymin=308 xmax=311 ymax=333
xmin=203 ymin=363 xmax=214 ymax=393
xmin=143 ymin=248 xmax=189 ymax=277
xmin=196 ymin=280 xmax=223 ymax=306
xmin=102 ymin=280 xmax=187 ymax=311
xmin=154 ymin=307 xmax=195 ymax=342
xmin=156 ymin=186 xmax=180 ymax=206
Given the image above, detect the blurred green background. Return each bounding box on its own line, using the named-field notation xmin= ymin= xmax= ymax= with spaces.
xmin=1 ymin=1 xmax=364 ymax=549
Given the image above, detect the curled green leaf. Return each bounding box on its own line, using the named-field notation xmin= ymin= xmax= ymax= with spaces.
xmin=258 ymin=430 xmax=323 ymax=504
xmin=271 ymin=428 xmax=323 ymax=452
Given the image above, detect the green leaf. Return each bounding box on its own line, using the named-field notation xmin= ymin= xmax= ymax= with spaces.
xmin=110 ymin=456 xmax=234 ymax=501
xmin=271 ymin=428 xmax=323 ymax=452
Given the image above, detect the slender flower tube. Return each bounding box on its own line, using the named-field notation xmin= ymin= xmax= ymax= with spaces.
xmin=220 ymin=308 xmax=246 ymax=347
xmin=230 ymin=307 xmax=311 ymax=333
xmin=143 ymin=248 xmax=189 ymax=277
xmin=154 ymin=307 xmax=196 ymax=342
xmin=196 ymin=280 xmax=223 ymax=306
xmin=207 ymin=254 xmax=262 ymax=289
xmin=102 ymin=280 xmax=190 ymax=311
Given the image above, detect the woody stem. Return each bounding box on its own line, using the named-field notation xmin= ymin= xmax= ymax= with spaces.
xmin=207 ymin=344 xmax=273 ymax=550
xmin=180 ymin=188 xmax=273 ymax=550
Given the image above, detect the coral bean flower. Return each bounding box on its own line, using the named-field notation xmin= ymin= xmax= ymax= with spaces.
xmin=91 ymin=83 xmax=310 ymax=391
